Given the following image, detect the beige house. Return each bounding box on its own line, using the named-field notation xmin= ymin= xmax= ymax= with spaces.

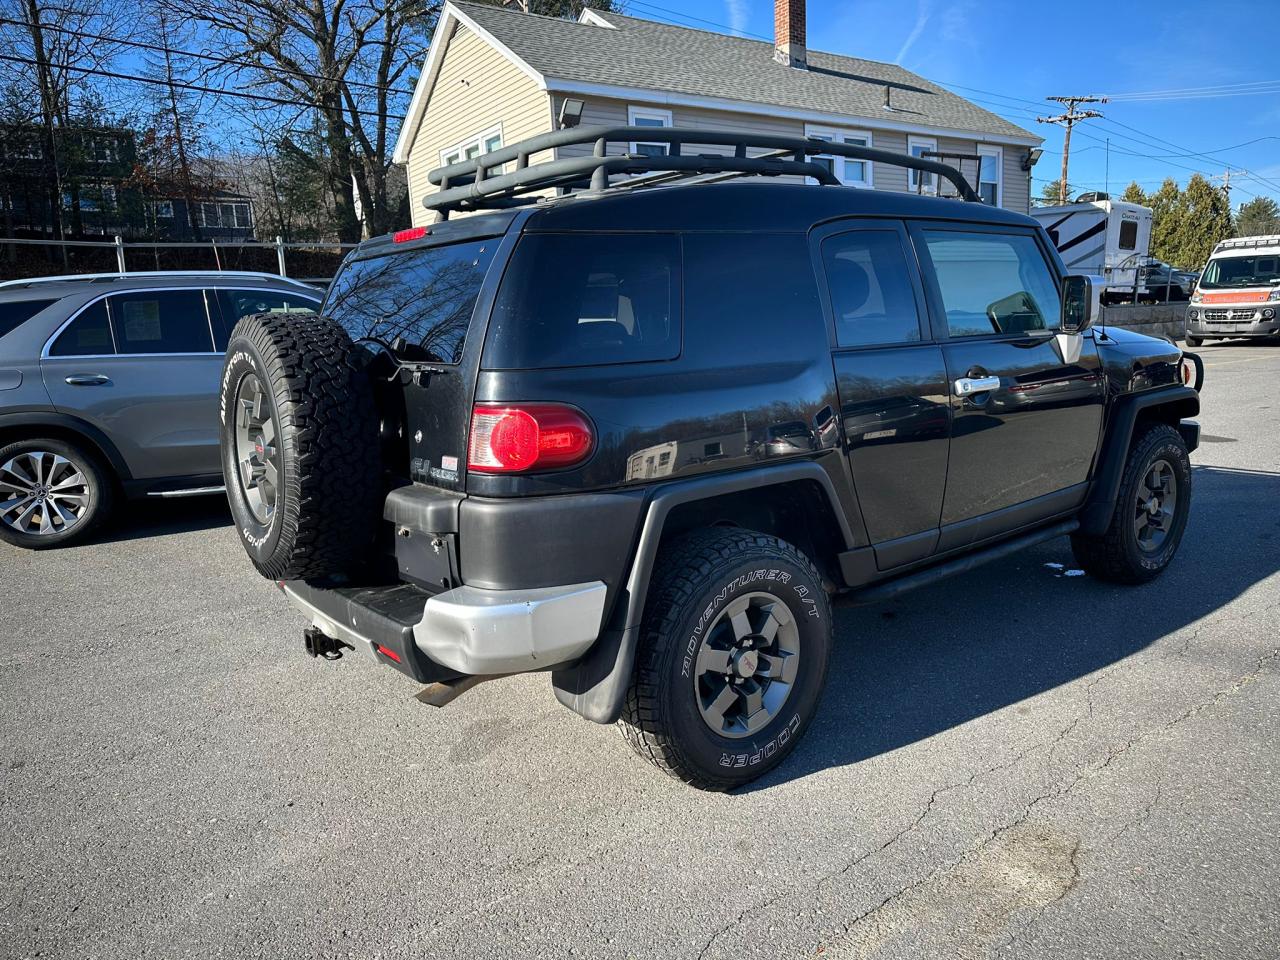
xmin=393 ymin=0 xmax=1044 ymax=227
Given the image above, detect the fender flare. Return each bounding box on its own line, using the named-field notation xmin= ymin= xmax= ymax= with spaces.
xmin=551 ymin=459 xmax=855 ymax=724
xmin=1077 ymin=385 xmax=1199 ymax=536
xmin=0 ymin=410 xmax=133 ymax=481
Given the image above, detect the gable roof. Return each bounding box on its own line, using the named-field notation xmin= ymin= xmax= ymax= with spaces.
xmin=394 ymin=1 xmax=1039 ymax=163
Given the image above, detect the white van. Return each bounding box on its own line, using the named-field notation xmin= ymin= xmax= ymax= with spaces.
xmin=1185 ymin=235 xmax=1280 ymax=345
xmin=1032 ymin=195 xmax=1152 ymax=302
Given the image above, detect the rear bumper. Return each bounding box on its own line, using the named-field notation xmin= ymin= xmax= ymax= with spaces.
xmin=282 ymin=578 xmax=607 ymax=677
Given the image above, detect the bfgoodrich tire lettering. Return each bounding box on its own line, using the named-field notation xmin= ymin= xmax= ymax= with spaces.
xmin=620 ymin=528 xmax=832 ymax=791
xmin=219 ymin=311 xmax=381 ymax=580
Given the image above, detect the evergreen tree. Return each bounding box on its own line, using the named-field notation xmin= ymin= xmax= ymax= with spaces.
xmin=1120 ymin=181 xmax=1146 ymax=204
xmin=1235 ymin=197 xmax=1280 ymax=237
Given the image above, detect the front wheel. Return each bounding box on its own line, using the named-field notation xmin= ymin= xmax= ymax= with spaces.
xmin=619 ymin=529 xmax=832 ymax=791
xmin=1185 ymin=336 xmax=1202 ymax=347
xmin=1071 ymin=423 xmax=1191 ymax=583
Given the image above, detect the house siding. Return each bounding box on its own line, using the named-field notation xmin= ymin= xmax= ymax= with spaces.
xmin=548 ymin=95 xmax=1031 ymax=213
xmin=405 ymin=24 xmax=553 ymax=226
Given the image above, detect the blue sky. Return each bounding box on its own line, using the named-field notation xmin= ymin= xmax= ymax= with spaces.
xmin=622 ymin=0 xmax=1280 ymax=209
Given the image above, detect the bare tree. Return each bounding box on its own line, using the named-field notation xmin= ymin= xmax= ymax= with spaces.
xmin=166 ymin=0 xmax=436 ymax=242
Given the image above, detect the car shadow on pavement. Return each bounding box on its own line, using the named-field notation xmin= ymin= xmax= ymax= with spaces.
xmin=744 ymin=464 xmax=1280 ymax=792
xmin=93 ymin=494 xmax=233 ymax=544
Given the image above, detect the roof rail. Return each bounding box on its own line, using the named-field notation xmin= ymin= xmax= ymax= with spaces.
xmin=0 ymin=270 xmax=321 ymax=292
xmin=422 ymin=125 xmax=981 ymax=219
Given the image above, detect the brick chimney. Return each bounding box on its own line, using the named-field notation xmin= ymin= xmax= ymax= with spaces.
xmin=774 ymin=0 xmax=807 ymax=69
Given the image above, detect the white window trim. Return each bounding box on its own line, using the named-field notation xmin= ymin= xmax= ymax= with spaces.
xmin=627 ymin=105 xmax=673 ymax=155
xmin=908 ymin=136 xmax=938 ymax=194
xmin=977 ymin=144 xmax=1003 ymax=207
xmin=439 ymin=124 xmax=504 ymax=168
xmin=804 ymin=123 xmax=874 ymax=188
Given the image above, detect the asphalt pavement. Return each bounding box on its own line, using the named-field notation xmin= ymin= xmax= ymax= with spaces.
xmin=2 ymin=341 xmax=1278 ymax=960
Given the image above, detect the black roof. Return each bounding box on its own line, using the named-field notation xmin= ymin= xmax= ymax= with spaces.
xmin=522 ymin=181 xmax=1037 ymax=233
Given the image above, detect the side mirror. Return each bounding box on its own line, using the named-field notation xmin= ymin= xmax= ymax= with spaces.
xmin=1061 ymin=274 xmax=1099 ymax=334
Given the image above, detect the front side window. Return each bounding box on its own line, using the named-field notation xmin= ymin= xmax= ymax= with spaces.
xmin=627 ymin=106 xmax=673 ymax=157
xmin=908 ymin=137 xmax=938 ymax=194
xmin=107 ymin=290 xmax=214 ymax=354
xmin=324 ymin=239 xmax=498 ymax=364
xmin=49 ymin=300 xmax=114 ymax=356
xmin=213 ymin=289 xmax=319 ymax=350
xmin=922 ymin=231 xmax=1061 ymax=337
xmin=486 ymin=233 xmax=680 ymax=369
xmin=822 ymin=231 xmax=921 ymax=347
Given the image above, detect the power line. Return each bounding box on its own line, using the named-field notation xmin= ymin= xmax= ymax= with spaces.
xmin=0 ymin=15 xmax=416 ymax=97
xmin=0 ymin=53 xmax=405 ymax=122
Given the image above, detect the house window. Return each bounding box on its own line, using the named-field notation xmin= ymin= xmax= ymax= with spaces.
xmin=627 ymin=105 xmax=672 ymax=157
xmin=196 ymin=202 xmax=251 ymax=229
xmin=89 ymin=137 xmax=118 ymax=164
xmin=63 ymin=185 xmax=116 ymax=212
xmin=439 ymin=126 xmax=504 ymax=169
xmin=233 ymin=203 xmax=252 ymax=229
xmin=153 ymin=201 xmax=174 ymax=219
xmin=977 ymin=145 xmax=1002 ymax=206
xmin=804 ymin=124 xmax=873 ymax=187
xmin=908 ymin=136 xmax=938 ymax=194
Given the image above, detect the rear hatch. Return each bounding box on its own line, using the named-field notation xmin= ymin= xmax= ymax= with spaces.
xmin=321 ymin=214 xmax=516 ymax=492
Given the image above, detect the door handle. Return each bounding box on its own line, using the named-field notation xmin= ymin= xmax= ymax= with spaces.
xmin=64 ymin=374 xmax=111 ymax=386
xmin=953 ymin=375 xmax=1001 ymax=397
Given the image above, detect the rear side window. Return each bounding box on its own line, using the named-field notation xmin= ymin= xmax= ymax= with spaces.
xmin=822 ymin=231 xmax=922 ymax=347
xmin=921 ymin=231 xmax=1061 ymax=337
xmin=212 ymin=289 xmax=318 ymax=350
xmin=0 ymin=298 xmax=56 ymax=339
xmin=107 ymin=290 xmax=214 ymax=354
xmin=48 ymin=300 xmax=114 ymax=356
xmin=324 ymin=240 xmax=497 ymax=364
xmin=484 ymin=233 xmax=680 ymax=369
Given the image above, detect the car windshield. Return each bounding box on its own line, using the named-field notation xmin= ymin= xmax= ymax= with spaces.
xmin=1199 ymin=254 xmax=1280 ymax=289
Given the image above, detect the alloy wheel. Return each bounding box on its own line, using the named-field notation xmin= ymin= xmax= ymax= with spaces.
xmin=0 ymin=451 xmax=91 ymax=537
xmin=693 ymin=591 xmax=801 ymax=739
xmin=233 ymin=373 xmax=282 ymax=525
xmin=1134 ymin=458 xmax=1178 ymax=553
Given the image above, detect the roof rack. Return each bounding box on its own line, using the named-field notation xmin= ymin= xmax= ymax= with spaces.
xmin=423 ymin=125 xmax=981 ymax=219
xmin=0 ymin=270 xmax=321 ymax=292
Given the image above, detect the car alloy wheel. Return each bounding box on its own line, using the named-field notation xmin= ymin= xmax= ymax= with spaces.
xmin=0 ymin=450 xmax=91 ymax=537
xmin=232 ymin=372 xmax=281 ymax=525
xmin=1134 ymin=458 xmax=1178 ymax=553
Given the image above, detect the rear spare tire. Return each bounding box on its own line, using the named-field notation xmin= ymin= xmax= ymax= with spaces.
xmin=220 ymin=311 xmax=381 ymax=580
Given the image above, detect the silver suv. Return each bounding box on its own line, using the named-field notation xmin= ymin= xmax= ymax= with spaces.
xmin=0 ymin=272 xmax=321 ymax=548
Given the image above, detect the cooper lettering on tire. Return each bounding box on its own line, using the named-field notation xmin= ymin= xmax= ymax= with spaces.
xmin=219 ymin=311 xmax=381 ymax=581
xmin=619 ymin=528 xmax=833 ymax=791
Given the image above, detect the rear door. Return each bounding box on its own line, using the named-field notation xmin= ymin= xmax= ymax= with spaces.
xmin=41 ymin=288 xmax=224 ymax=481
xmin=910 ymin=223 xmax=1104 ymax=549
xmin=816 ymin=220 xmax=951 ymax=570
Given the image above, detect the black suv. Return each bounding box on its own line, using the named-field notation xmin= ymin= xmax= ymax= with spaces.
xmin=220 ymin=129 xmax=1202 ymax=790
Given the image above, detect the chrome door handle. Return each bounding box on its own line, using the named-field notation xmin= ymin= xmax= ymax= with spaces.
xmin=953 ymin=375 xmax=1001 ymax=397
xmin=64 ymin=374 xmax=111 ymax=386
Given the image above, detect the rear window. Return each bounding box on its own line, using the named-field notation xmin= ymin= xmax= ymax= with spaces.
xmin=1119 ymin=220 xmax=1138 ymax=251
xmin=484 ymin=233 xmax=680 ymax=369
xmin=0 ymin=298 xmax=56 ymax=339
xmin=323 ymin=240 xmax=498 ymax=364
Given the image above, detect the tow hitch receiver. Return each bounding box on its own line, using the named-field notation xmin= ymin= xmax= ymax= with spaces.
xmin=304 ymin=626 xmax=352 ymax=661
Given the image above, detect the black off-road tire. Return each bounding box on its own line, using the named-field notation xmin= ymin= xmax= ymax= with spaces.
xmin=220 ymin=311 xmax=381 ymax=581
xmin=0 ymin=436 xmax=115 ymax=549
xmin=1185 ymin=336 xmax=1202 ymax=347
xmin=619 ymin=528 xmax=833 ymax=791
xmin=1071 ymin=423 xmax=1191 ymax=584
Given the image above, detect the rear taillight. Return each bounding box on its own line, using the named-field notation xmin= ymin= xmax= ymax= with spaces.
xmin=468 ymin=404 xmax=595 ymax=473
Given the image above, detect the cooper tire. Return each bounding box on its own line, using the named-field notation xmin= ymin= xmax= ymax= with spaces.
xmin=0 ymin=437 xmax=114 ymax=549
xmin=1070 ymin=422 xmax=1191 ymax=584
xmin=220 ymin=311 xmax=381 ymax=581
xmin=619 ymin=528 xmax=832 ymax=791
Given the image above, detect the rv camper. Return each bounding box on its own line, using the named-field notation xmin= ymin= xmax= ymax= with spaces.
xmin=1032 ymin=193 xmax=1153 ymax=302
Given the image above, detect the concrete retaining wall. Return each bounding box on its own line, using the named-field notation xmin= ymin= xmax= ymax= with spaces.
xmin=1097 ymin=303 xmax=1186 ymax=342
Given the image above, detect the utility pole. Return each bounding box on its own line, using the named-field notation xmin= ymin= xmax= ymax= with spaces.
xmin=1212 ymin=169 xmax=1247 ymax=205
xmin=1037 ymin=96 xmax=1108 ymax=204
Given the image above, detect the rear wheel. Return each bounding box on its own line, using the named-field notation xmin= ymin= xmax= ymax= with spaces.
xmin=0 ymin=437 xmax=114 ymax=549
xmin=220 ymin=311 xmax=382 ymax=580
xmin=1185 ymin=336 xmax=1202 ymax=347
xmin=620 ymin=528 xmax=832 ymax=791
xmin=1071 ymin=423 xmax=1191 ymax=583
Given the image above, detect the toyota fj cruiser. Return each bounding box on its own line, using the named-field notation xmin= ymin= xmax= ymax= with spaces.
xmin=221 ymin=128 xmax=1203 ymax=790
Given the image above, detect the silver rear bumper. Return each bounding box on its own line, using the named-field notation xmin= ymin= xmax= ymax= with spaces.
xmin=283 ymin=579 xmax=608 ymax=675
xmin=416 ymin=581 xmax=607 ymax=674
